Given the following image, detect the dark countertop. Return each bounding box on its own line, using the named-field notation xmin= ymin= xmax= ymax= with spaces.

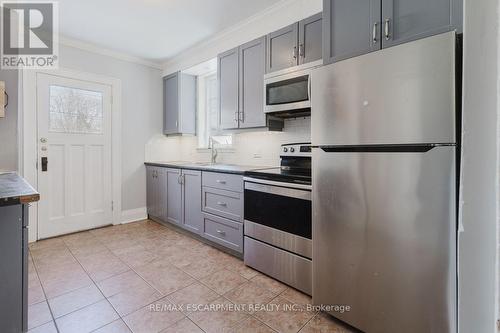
xmin=0 ymin=172 xmax=40 ymax=207
xmin=144 ymin=161 xmax=273 ymax=175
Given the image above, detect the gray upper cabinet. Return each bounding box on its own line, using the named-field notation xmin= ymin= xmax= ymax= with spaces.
xmin=381 ymin=0 xmax=462 ymax=48
xmin=299 ymin=12 xmax=323 ymax=65
xmin=182 ymin=169 xmax=203 ymax=234
xmin=218 ymin=47 xmax=239 ymax=130
xmin=266 ymin=23 xmax=299 ymax=73
xmin=166 ymin=168 xmax=182 ymax=225
xmin=323 ymin=0 xmax=381 ymax=65
xmin=323 ymin=0 xmax=462 ymax=65
xmin=163 ymin=72 xmax=196 ymax=135
xmin=239 ymin=36 xmax=266 ymax=128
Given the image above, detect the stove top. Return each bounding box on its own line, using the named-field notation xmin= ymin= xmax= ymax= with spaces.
xmin=244 ymin=143 xmax=312 ymax=185
xmin=245 ymin=167 xmax=311 ymax=185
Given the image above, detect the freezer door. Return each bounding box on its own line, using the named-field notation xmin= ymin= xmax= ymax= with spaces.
xmin=311 ymin=32 xmax=456 ymax=146
xmin=312 ymin=146 xmax=456 ymax=333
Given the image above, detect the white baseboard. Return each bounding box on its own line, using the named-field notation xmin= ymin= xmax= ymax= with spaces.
xmin=121 ymin=207 xmax=147 ymax=224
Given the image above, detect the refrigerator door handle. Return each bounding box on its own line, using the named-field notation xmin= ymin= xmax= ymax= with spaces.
xmin=314 ymin=144 xmax=453 ymax=153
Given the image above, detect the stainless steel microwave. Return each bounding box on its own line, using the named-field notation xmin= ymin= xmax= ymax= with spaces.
xmin=264 ymin=61 xmax=322 ymax=118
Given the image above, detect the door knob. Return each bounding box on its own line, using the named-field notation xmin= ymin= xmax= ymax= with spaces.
xmin=40 ymin=138 xmax=47 ymax=143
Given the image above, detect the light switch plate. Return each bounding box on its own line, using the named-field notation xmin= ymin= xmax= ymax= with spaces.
xmin=0 ymin=81 xmax=5 ymax=118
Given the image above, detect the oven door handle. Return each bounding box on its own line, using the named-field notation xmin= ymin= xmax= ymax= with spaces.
xmin=244 ymin=181 xmax=311 ymax=201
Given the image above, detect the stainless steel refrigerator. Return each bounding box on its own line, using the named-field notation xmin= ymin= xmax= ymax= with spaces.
xmin=311 ymin=32 xmax=457 ymax=333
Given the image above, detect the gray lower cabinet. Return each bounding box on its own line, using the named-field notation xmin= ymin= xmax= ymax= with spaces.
xmin=203 ymin=213 xmax=243 ymax=253
xmin=381 ymin=0 xmax=462 ymax=48
xmin=146 ymin=166 xmax=243 ymax=252
xmin=182 ymin=169 xmax=203 ymax=234
xmin=0 ymin=204 xmax=28 ymax=333
xmin=201 ymin=171 xmax=243 ymax=253
xmin=163 ymin=72 xmax=197 ymax=135
xmin=218 ymin=47 xmax=239 ymax=130
xmin=239 ymin=36 xmax=267 ymax=128
xmin=146 ymin=166 xmax=167 ymax=220
xmin=165 ymin=168 xmax=182 ymax=225
xmin=202 ymin=187 xmax=243 ymax=222
xmin=323 ymin=0 xmax=462 ymax=64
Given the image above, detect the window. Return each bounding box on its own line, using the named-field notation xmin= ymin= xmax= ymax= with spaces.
xmin=49 ymin=85 xmax=103 ymax=134
xmin=186 ymin=58 xmax=232 ymax=148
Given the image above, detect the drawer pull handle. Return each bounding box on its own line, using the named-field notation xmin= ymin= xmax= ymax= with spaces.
xmin=217 ymin=201 xmax=227 ymax=207
xmin=216 ymin=180 xmax=226 ymax=184
xmin=216 ymin=229 xmax=226 ymax=236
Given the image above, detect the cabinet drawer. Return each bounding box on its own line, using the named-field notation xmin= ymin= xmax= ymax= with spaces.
xmin=202 ymin=172 xmax=243 ymax=193
xmin=203 ymin=213 xmax=243 ymax=253
xmin=202 ymin=187 xmax=243 ymax=222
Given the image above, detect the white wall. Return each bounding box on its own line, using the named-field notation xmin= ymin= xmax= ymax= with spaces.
xmin=459 ymin=0 xmax=500 ymax=331
xmin=146 ymin=117 xmax=311 ymax=166
xmin=58 ymin=44 xmax=162 ymax=212
xmin=162 ymin=0 xmax=322 ymax=74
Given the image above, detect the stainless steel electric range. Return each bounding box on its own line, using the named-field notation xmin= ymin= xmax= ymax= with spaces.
xmin=243 ymin=143 xmax=312 ymax=295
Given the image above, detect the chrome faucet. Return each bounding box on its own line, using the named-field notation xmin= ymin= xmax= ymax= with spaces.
xmin=209 ymin=137 xmax=218 ymax=164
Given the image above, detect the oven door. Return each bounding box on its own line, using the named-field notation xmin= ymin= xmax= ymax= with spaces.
xmin=264 ymin=70 xmax=311 ymax=114
xmin=243 ymin=178 xmax=312 ymax=258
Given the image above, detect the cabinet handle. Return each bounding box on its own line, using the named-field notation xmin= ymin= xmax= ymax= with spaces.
xmin=298 ymin=44 xmax=304 ymax=57
xmin=292 ymin=46 xmax=297 ymax=59
xmin=384 ymin=18 xmax=391 ymax=40
xmin=216 ymin=229 xmax=226 ymax=236
xmin=216 ymin=180 xmax=226 ymax=184
xmin=234 ymin=111 xmax=239 ymax=123
xmin=178 ymin=175 xmax=182 ymax=184
xmin=217 ymin=201 xmax=227 ymax=207
xmin=239 ymin=111 xmax=244 ymax=123
xmin=372 ymin=22 xmax=378 ymax=43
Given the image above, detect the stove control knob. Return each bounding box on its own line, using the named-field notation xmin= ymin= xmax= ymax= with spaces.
xmin=290 ymin=147 xmax=295 ymax=153
xmin=283 ymin=147 xmax=288 ymax=153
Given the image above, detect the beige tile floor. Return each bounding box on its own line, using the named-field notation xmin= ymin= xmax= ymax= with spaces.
xmin=28 ymin=220 xmax=356 ymax=333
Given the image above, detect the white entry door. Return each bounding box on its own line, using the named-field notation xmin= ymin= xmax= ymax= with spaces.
xmin=37 ymin=73 xmax=113 ymax=238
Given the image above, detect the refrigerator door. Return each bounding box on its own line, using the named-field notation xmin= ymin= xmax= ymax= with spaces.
xmin=311 ymin=32 xmax=456 ymax=146
xmin=312 ymin=146 xmax=456 ymax=333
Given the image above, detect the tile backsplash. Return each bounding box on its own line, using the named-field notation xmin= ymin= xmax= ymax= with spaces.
xmin=145 ymin=117 xmax=311 ymax=167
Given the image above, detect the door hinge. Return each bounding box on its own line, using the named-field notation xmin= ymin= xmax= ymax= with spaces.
xmin=111 ymin=201 xmax=114 ymax=211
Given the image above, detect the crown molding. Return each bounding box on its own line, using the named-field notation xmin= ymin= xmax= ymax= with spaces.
xmin=59 ymin=35 xmax=163 ymax=70
xmin=161 ymin=0 xmax=300 ymax=69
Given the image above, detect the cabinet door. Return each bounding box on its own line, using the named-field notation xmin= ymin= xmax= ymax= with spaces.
xmin=179 ymin=74 xmax=197 ymax=135
xmin=146 ymin=167 xmax=158 ymax=218
xmin=182 ymin=170 xmax=202 ymax=234
xmin=157 ymin=168 xmax=168 ymax=222
xmin=266 ymin=23 xmax=299 ymax=73
xmin=0 ymin=205 xmax=23 ymax=333
xmin=382 ymin=0 xmax=462 ymax=48
xmin=166 ymin=168 xmax=182 ymax=225
xmin=218 ymin=47 xmax=239 ymax=130
xmin=298 ymin=12 xmax=323 ymax=65
xmin=239 ymin=36 xmax=266 ymax=129
xmin=163 ymin=73 xmax=179 ymax=135
xmin=323 ymin=0 xmax=381 ymax=64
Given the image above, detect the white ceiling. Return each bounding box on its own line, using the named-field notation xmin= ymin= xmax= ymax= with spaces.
xmin=58 ymin=0 xmax=283 ymax=64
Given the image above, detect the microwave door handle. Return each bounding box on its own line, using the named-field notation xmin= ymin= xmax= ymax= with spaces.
xmin=308 ymin=75 xmax=311 ymax=100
